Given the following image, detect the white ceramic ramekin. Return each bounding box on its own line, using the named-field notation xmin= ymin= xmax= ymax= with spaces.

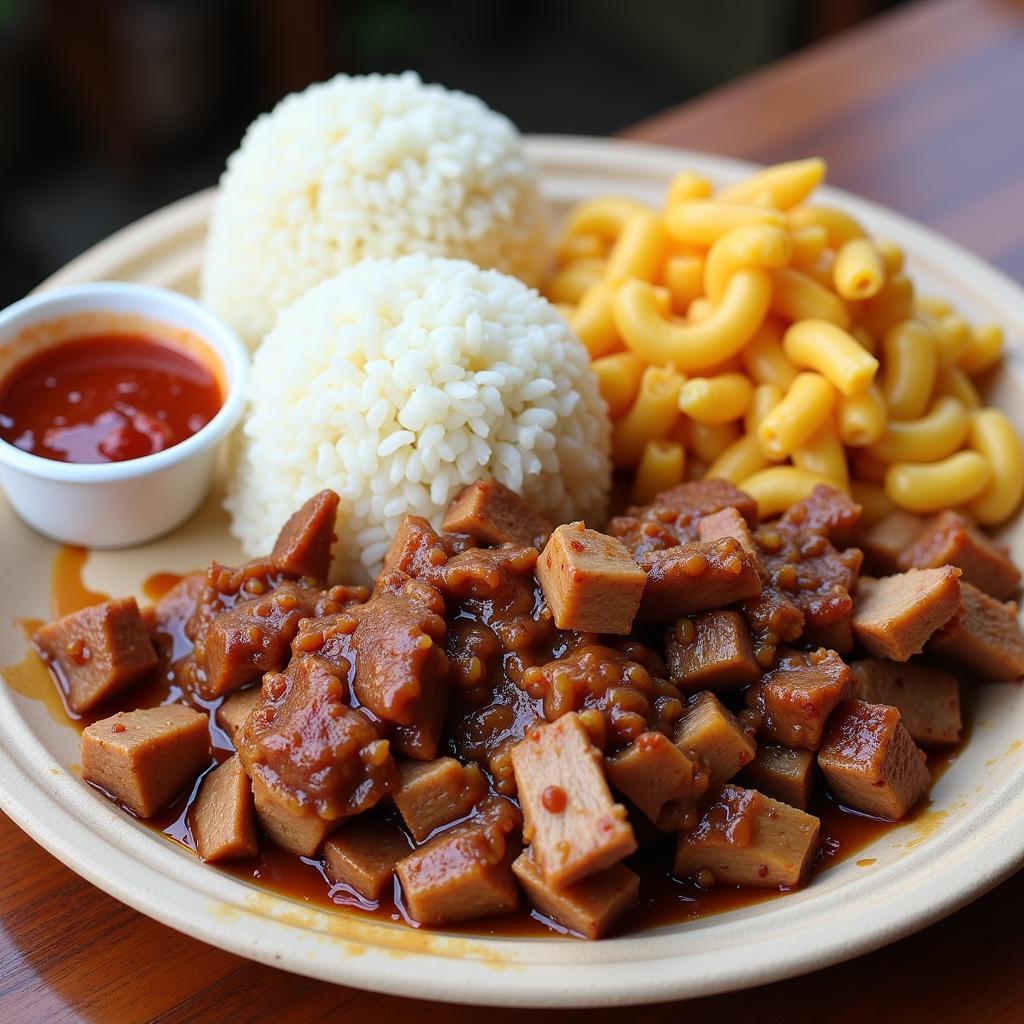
xmin=0 ymin=282 xmax=248 ymax=547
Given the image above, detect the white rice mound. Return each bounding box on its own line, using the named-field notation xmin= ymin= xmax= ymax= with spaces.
xmin=225 ymin=255 xmax=612 ymax=583
xmin=201 ymin=71 xmax=550 ymax=349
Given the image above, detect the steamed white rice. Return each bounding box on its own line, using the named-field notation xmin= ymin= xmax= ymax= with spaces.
xmin=225 ymin=255 xmax=612 ymax=583
xmin=201 ymin=71 xmax=550 ymax=349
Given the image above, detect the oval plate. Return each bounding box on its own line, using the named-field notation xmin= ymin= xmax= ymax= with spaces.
xmin=1 ymin=136 xmax=1023 ymax=1007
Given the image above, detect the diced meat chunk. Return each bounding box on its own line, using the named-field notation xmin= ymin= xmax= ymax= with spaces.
xmin=780 ymin=484 xmax=862 ymax=548
xmin=900 ymin=510 xmax=1020 ymax=600
xmin=862 ymin=510 xmax=925 ymax=575
xmin=215 ymin=686 xmax=262 ymax=744
xmin=512 ymin=851 xmax=639 ymax=940
xmin=190 ymin=754 xmax=258 ymax=862
xmin=852 ymin=568 xmax=962 ymax=661
xmin=609 ymin=480 xmax=758 ymax=559
xmin=81 ymin=705 xmax=209 ymax=817
xmin=738 ymin=745 xmax=816 ymax=810
xmin=818 ymin=700 xmax=931 ymax=820
xmin=150 ymin=573 xmax=204 ymax=661
xmin=746 ymin=648 xmax=852 ymax=750
xmin=673 ymin=785 xmax=820 ymax=888
xmin=196 ymin=582 xmax=322 ymax=699
xmin=392 ymin=757 xmax=488 ymax=842
xmin=236 ymin=655 xmax=396 ymax=855
xmin=674 ymin=691 xmax=756 ymax=789
xmin=269 ymin=489 xmax=339 ymax=582
xmin=300 ymin=571 xmax=450 ymax=759
xmin=633 ymin=479 xmax=759 ymax=527
xmin=801 ymin=614 xmax=854 ymax=653
xmin=511 ymin=712 xmax=636 ymax=889
xmin=323 ymin=820 xmax=411 ymax=901
xmin=697 ymin=505 xmax=758 ymax=555
xmin=664 ymin=611 xmax=761 ymax=691
xmin=395 ymin=797 xmax=522 ymax=926
xmin=850 ymin=659 xmax=961 ymax=746
xmin=927 ymin=582 xmax=1024 ymax=681
xmin=442 ymin=478 xmax=553 ymax=548
xmin=606 ymin=731 xmax=709 ymax=830
xmin=536 ymin=523 xmax=646 ymax=634
xmin=637 ymin=538 xmax=762 ymax=623
xmin=34 ymin=598 xmax=158 ymax=714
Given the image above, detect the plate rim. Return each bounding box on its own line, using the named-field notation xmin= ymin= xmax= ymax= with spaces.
xmin=2 ymin=133 xmax=1024 ymax=1007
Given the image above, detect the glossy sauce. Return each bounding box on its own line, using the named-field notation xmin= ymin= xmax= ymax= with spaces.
xmin=0 ymin=333 xmax=221 ymax=464
xmin=8 ymin=546 xmax=963 ymax=939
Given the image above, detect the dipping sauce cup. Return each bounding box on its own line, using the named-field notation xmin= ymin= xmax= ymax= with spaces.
xmin=0 ymin=282 xmax=248 ymax=547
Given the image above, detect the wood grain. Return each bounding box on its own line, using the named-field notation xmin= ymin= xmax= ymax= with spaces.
xmin=3 ymin=0 xmax=1024 ymax=1019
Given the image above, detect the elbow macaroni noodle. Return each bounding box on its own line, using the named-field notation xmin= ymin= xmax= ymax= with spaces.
xmin=547 ymin=158 xmax=1022 ymax=522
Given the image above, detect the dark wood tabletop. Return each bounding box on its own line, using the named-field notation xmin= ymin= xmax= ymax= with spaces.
xmin=3 ymin=0 xmax=1024 ymax=1020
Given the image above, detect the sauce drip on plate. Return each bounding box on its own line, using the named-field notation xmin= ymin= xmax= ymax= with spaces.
xmin=0 ymin=333 xmax=221 ymax=464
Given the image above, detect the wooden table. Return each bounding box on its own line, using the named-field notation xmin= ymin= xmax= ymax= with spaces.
xmin=3 ymin=0 xmax=1024 ymax=1019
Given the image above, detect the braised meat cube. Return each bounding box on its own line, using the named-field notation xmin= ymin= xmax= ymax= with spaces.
xmin=196 ymin=582 xmax=322 ymax=699
xmin=664 ymin=611 xmax=761 ymax=692
xmin=900 ymin=511 xmax=1020 ymax=601
xmin=323 ymin=820 xmax=411 ymax=901
xmin=818 ymin=700 xmax=930 ymax=819
xmin=215 ymin=686 xmax=262 ymax=744
xmin=606 ymin=731 xmax=708 ymax=831
xmin=190 ymin=754 xmax=258 ymax=862
xmin=852 ymin=568 xmax=962 ymax=661
xmin=637 ymin=538 xmax=762 ymax=623
xmin=236 ymin=655 xmax=396 ymax=855
xmin=819 ymin=698 xmax=932 ymax=816
xmin=674 ymin=691 xmax=756 ymax=790
xmin=512 ymin=852 xmax=639 ymax=940
xmin=927 ymin=582 xmax=1024 ymax=681
xmin=299 ymin=571 xmax=450 ymax=758
xmin=779 ymin=484 xmax=862 ymax=548
xmin=269 ymin=489 xmax=339 ymax=582
xmin=745 ymin=648 xmax=852 ymax=750
xmin=34 ymin=598 xmax=158 ymax=714
xmin=150 ymin=573 xmax=205 ymax=662
xmin=609 ymin=479 xmax=758 ymax=558
xmin=536 ymin=522 xmax=646 ymax=634
xmin=632 ymin=479 xmax=759 ymax=528
xmin=862 ymin=510 xmax=925 ymax=575
xmin=673 ymin=785 xmax=820 ymax=888
xmin=696 ymin=505 xmax=758 ymax=555
xmin=382 ymin=515 xmax=448 ymax=582
xmin=81 ymin=705 xmax=209 ymax=818
xmin=801 ymin=614 xmax=854 ymax=654
xmin=395 ymin=797 xmax=522 ymax=926
xmin=850 ymin=659 xmax=961 ymax=746
xmin=392 ymin=757 xmax=488 ymax=842
xmin=511 ymin=712 xmax=636 ymax=889
xmin=737 ymin=745 xmax=816 ymax=810
xmin=442 ymin=478 xmax=553 ymax=549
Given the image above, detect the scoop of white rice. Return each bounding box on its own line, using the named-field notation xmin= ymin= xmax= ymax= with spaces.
xmin=225 ymin=255 xmax=612 ymax=583
xmin=201 ymin=71 xmax=550 ymax=349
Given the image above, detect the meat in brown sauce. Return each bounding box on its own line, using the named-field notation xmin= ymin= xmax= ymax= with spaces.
xmin=45 ymin=477 xmax=1024 ymax=940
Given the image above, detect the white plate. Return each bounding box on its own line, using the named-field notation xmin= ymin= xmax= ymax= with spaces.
xmin=1 ymin=136 xmax=1023 ymax=1007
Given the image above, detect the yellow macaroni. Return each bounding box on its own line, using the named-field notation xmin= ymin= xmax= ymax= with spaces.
xmin=665 ymin=200 xmax=785 ymax=246
xmin=837 ymin=383 xmax=887 ymax=448
xmin=706 ymin=434 xmax=772 ymax=485
xmin=632 ymin=439 xmax=686 ymax=504
xmin=793 ymin=420 xmax=850 ymax=490
xmin=881 ymin=319 xmax=937 ymax=421
xmin=718 ymin=158 xmax=826 ymax=209
xmin=757 ymin=371 xmax=836 ymax=459
xmin=867 ymin=396 xmax=970 ymax=464
xmin=703 ymin=224 xmax=792 ymax=303
xmin=612 ymin=365 xmax=683 ymax=468
xmin=741 ymin=466 xmax=833 ymax=518
xmin=783 ymin=319 xmax=879 ymax=397
xmin=967 ymin=409 xmax=1024 ymax=525
xmin=885 ymin=451 xmax=991 ymax=513
xmin=605 ymin=209 xmax=666 ymax=284
xmin=678 ymin=372 xmax=754 ymax=425
xmin=592 ymin=352 xmax=645 ymax=418
xmin=832 ymin=238 xmax=886 ymax=300
xmin=770 ymin=267 xmax=851 ymax=328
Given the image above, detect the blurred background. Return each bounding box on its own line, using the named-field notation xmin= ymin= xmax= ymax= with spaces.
xmin=0 ymin=0 xmax=904 ymax=306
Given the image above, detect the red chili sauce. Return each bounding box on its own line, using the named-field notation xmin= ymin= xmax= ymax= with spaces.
xmin=0 ymin=334 xmax=222 ymax=464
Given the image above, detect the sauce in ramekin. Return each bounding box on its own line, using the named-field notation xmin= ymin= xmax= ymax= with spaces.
xmin=0 ymin=333 xmax=222 ymax=464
